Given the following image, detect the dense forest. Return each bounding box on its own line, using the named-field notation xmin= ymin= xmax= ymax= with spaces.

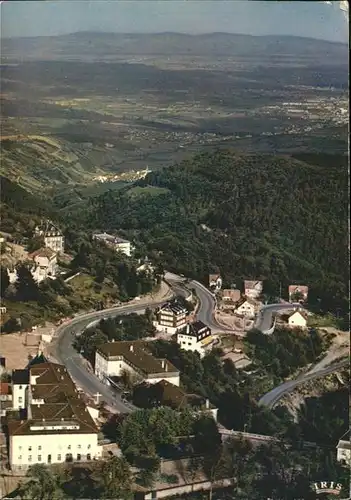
xmin=82 ymin=150 xmax=348 ymax=318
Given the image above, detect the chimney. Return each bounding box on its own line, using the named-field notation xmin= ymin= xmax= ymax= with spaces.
xmin=186 ymin=324 xmax=190 ymax=334
xmin=130 ymin=345 xmax=134 ymax=352
xmin=205 ymin=399 xmax=210 ymax=409
xmin=161 ymin=360 xmax=165 ymax=369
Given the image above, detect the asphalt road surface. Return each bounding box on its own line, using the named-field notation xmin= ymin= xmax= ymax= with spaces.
xmin=51 ymin=275 xmax=226 ymax=412
xmin=258 ymin=358 xmax=349 ymax=408
xmin=254 ymin=302 xmax=303 ymax=333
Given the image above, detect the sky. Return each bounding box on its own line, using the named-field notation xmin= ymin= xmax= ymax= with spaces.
xmin=0 ymin=1 xmax=348 ymax=43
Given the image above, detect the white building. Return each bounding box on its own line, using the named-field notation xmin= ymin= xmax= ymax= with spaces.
xmin=35 ymin=220 xmax=64 ymax=254
xmin=7 ymin=248 xmax=58 ymax=285
xmin=95 ymin=341 xmax=180 ymax=387
xmin=154 ymin=300 xmax=188 ymax=334
xmin=288 ymin=310 xmax=308 ymax=328
xmin=8 ymin=360 xmax=101 ymax=471
xmin=29 ymin=248 xmax=58 ymax=282
xmin=336 ymin=430 xmax=350 ymax=465
xmin=92 ymin=232 xmax=131 ymax=257
xmin=234 ymin=297 xmax=256 ymax=318
xmin=176 ymin=321 xmax=214 ymax=358
xmin=244 ymin=280 xmax=263 ymax=299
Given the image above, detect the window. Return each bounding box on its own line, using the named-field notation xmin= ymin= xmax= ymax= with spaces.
xmin=18 ymin=446 xmax=22 ymax=450
xmin=19 ymin=385 xmax=22 ymax=390
xmin=28 ymin=447 xmax=32 ymax=451
xmin=38 ymin=455 xmax=42 ymax=461
xmin=68 ymin=445 xmax=71 ymax=450
xmin=77 ymin=445 xmax=81 ymax=449
xmin=57 ymin=454 xmax=61 ymax=461
xmin=19 ymin=397 xmax=23 ymax=403
xmin=87 ymin=444 xmax=91 ymax=449
xmin=28 ymin=456 xmax=32 ymax=462
xmin=18 ymin=455 xmax=22 ymax=460
xmin=38 ymin=446 xmax=42 ymax=450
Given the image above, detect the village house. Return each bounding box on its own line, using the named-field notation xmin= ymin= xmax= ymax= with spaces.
xmin=0 ymin=382 xmax=12 ymax=417
xmin=95 ymin=341 xmax=180 ymax=387
xmin=336 ymin=430 xmax=350 ymax=465
xmin=29 ymin=248 xmax=58 ymax=282
xmin=234 ymin=297 xmax=257 ymax=318
xmin=288 ymin=285 xmax=309 ymax=303
xmin=220 ymin=288 xmax=241 ymax=310
xmin=148 ymin=379 xmax=218 ymax=421
xmin=222 ymin=288 xmax=241 ymax=302
xmin=209 ymin=274 xmax=222 ymax=291
xmin=7 ymin=247 xmax=58 ymax=284
xmin=154 ymin=300 xmax=188 ymax=334
xmin=244 ymin=280 xmax=263 ymax=299
xmin=8 ymin=358 xmax=101 ymax=471
xmin=176 ymin=321 xmax=214 ymax=358
xmin=35 ymin=220 xmax=64 ymax=254
xmin=92 ymin=232 xmax=131 ymax=257
xmin=287 ymin=310 xmax=308 ymax=329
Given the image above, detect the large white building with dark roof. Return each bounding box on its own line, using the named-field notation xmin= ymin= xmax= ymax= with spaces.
xmin=95 ymin=340 xmax=180 ymax=387
xmin=8 ymin=359 xmax=101 ymax=471
xmin=92 ymin=232 xmax=131 ymax=257
xmin=176 ymin=321 xmax=214 ymax=358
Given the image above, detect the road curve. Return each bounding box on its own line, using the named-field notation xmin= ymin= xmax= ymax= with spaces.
xmin=254 ymin=302 xmax=303 ymax=334
xmin=50 ymin=275 xmax=224 ymax=412
xmin=258 ymin=358 xmax=349 ymax=408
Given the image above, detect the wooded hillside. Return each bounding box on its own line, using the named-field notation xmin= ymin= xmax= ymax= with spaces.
xmin=88 ymin=150 xmax=349 ymax=317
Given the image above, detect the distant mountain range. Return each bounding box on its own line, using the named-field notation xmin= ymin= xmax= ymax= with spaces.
xmin=2 ymin=31 xmax=348 ymax=63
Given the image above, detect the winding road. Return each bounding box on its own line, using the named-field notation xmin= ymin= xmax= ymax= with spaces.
xmin=50 ymin=273 xmax=348 ymax=414
xmin=254 ymin=302 xmax=303 ymax=334
xmin=258 ymin=358 xmax=349 ymax=408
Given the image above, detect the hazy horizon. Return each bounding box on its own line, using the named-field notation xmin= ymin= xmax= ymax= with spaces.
xmin=1 ymin=1 xmax=348 ymax=43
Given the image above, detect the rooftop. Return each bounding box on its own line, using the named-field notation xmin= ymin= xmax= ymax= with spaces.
xmin=0 ymin=382 xmax=11 ymax=396
xmin=153 ymin=380 xmax=216 ymax=410
xmin=160 ymin=300 xmax=187 ymax=315
xmin=97 ymin=341 xmax=179 ymax=376
xmin=8 ymin=361 xmax=98 ymax=436
xmin=180 ymin=320 xmax=210 ymax=337
xmin=12 ymin=369 xmax=29 ymax=385
xmin=36 ymin=220 xmax=63 ymax=237
xmin=244 ymin=280 xmax=263 ymax=289
xmin=289 ymin=310 xmax=308 ymax=320
xmin=288 ymin=284 xmax=309 ymax=293
xmin=235 ymin=296 xmax=256 ymax=308
xmin=93 ymin=232 xmax=130 ymax=245
xmin=29 ymin=247 xmax=56 ymax=260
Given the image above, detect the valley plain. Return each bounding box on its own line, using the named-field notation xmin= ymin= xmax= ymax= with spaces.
xmin=1 ymin=32 xmax=348 ymax=193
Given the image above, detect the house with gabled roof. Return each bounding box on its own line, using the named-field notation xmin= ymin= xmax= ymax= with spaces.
xmin=7 ymin=360 xmax=101 ymax=471
xmin=95 ymin=340 xmax=180 ymax=387
xmin=154 ymin=299 xmax=188 ymax=334
xmin=234 ymin=296 xmax=257 ymax=318
xmin=244 ymin=280 xmax=263 ymax=299
xmin=176 ymin=320 xmax=215 ymax=358
xmin=337 ymin=429 xmax=350 ymax=464
xmin=288 ymin=285 xmax=309 ymax=303
xmin=35 ymin=220 xmax=64 ymax=254
xmin=141 ymin=379 xmax=218 ymax=421
xmin=287 ymin=309 xmax=308 ymax=328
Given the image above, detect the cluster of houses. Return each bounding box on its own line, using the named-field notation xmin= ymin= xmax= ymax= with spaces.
xmin=6 ymin=220 xmax=64 ymax=285
xmin=213 ymin=275 xmax=309 ymax=328
xmin=4 ymin=226 xmax=135 ymax=287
